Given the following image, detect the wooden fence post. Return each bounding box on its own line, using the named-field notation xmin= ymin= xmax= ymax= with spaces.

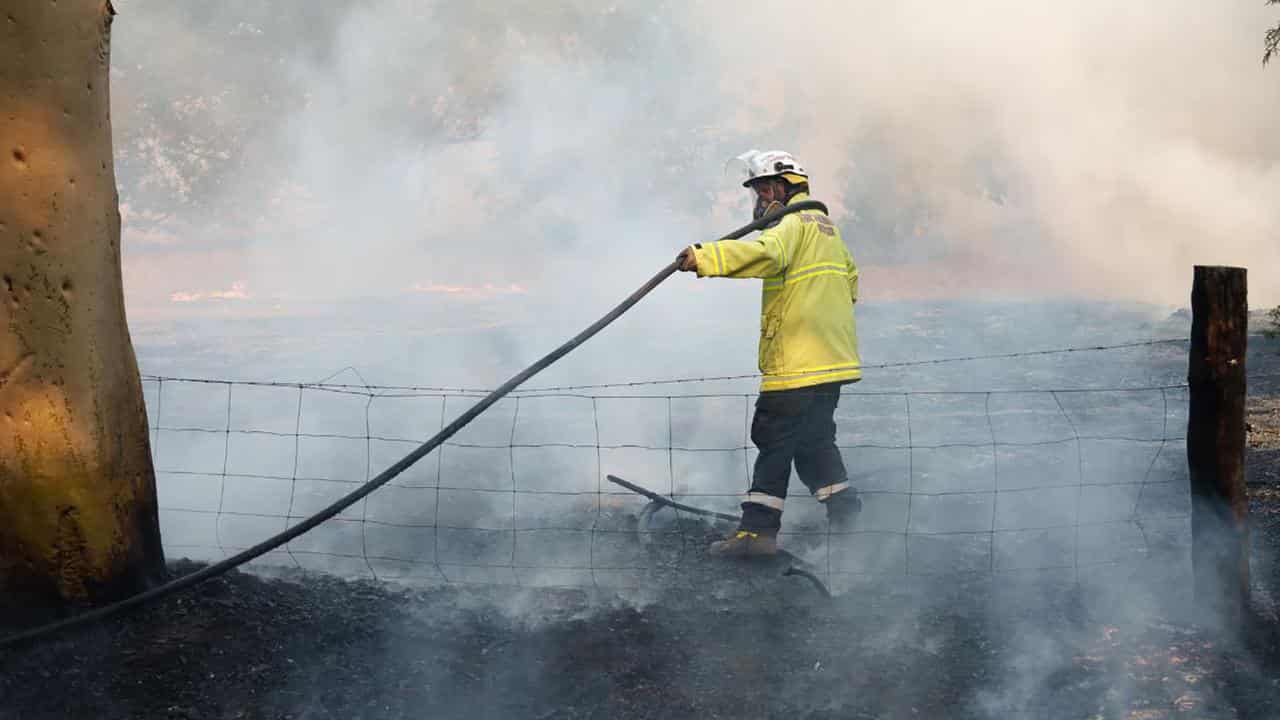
xmin=1187 ymin=265 xmax=1250 ymax=626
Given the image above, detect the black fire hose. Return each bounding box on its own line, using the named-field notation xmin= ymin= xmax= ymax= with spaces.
xmin=0 ymin=200 xmax=829 ymax=650
xmin=607 ymin=474 xmax=740 ymax=523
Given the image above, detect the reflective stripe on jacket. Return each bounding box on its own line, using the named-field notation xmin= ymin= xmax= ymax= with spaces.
xmin=691 ymin=193 xmax=861 ymax=392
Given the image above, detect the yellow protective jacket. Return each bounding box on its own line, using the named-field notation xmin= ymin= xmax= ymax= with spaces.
xmin=691 ymin=193 xmax=861 ymax=392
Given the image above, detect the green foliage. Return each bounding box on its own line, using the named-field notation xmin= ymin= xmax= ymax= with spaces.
xmin=1266 ymin=306 xmax=1280 ymax=339
xmin=1268 ymin=0 xmax=1280 ymax=64
xmin=1259 ymin=11 xmax=1277 ymax=342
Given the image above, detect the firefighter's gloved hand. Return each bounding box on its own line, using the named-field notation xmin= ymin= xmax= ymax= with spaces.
xmin=676 ymin=246 xmax=698 ymax=273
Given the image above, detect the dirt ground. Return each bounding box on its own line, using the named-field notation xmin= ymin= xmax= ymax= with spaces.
xmin=1248 ymin=393 xmax=1280 ymax=485
xmin=3 ymin=340 xmax=1280 ymax=720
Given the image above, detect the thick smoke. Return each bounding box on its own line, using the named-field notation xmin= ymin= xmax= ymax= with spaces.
xmin=112 ymin=1 xmax=1280 ymax=329
xmin=108 ymin=0 xmax=1280 ymax=392
xmin=701 ymin=1 xmax=1280 ymax=303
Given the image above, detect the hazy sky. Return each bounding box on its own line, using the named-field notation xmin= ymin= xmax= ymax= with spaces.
xmin=107 ymin=2 xmax=1280 ymax=333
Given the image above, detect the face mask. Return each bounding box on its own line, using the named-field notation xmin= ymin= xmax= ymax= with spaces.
xmin=752 ymin=181 xmax=787 ymax=222
xmin=753 ymin=196 xmax=784 ymax=221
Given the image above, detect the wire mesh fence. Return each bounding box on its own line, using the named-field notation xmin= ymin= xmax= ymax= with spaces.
xmin=142 ymin=343 xmax=1199 ymax=592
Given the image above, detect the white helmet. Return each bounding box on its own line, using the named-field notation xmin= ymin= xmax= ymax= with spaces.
xmin=734 ymin=149 xmax=808 ymax=188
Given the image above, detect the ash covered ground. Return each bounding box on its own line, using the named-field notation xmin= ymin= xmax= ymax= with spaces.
xmin=3 ymin=517 xmax=1279 ymax=720
xmin=3 ymin=341 xmax=1280 ymax=719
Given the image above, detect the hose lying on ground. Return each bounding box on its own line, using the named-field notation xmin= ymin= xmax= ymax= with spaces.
xmin=607 ymin=474 xmax=741 ymax=523
xmin=610 ymin=474 xmax=833 ymax=600
xmin=0 ymin=200 xmax=831 ymax=650
xmin=783 ymin=566 xmax=833 ymax=599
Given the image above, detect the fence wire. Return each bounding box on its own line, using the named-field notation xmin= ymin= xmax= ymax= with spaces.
xmin=143 ymin=348 xmax=1202 ymax=591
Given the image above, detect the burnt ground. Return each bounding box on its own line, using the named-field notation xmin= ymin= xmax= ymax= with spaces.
xmin=5 ymin=545 xmax=1279 ymax=720
xmin=3 ymin=340 xmax=1280 ymax=720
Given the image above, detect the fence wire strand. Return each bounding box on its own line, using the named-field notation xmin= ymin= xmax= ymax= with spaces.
xmin=140 ymin=337 xmax=1192 ymax=396
xmin=140 ymin=341 xmax=1204 ymax=589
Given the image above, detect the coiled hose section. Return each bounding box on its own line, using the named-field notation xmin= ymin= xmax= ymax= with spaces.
xmin=0 ymin=200 xmax=830 ymax=649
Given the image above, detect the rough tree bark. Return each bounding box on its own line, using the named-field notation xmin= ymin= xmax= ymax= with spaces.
xmin=0 ymin=0 xmax=165 ymax=617
xmin=1187 ymin=266 xmax=1249 ymax=628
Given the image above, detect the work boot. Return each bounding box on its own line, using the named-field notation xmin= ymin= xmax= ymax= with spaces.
xmin=708 ymin=529 xmax=778 ymax=558
xmin=826 ymin=493 xmax=863 ymax=534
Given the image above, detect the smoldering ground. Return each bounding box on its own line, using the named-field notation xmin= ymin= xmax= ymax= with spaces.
xmin=4 ymin=479 xmax=1280 ymax=719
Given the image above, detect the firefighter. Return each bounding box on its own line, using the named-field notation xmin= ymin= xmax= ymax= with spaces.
xmin=676 ymin=149 xmax=863 ymax=557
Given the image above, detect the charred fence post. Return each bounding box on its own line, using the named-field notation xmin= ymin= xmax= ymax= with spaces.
xmin=1187 ymin=265 xmax=1250 ymax=627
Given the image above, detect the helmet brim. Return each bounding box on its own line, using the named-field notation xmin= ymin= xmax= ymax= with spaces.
xmin=742 ymin=172 xmax=809 ymax=188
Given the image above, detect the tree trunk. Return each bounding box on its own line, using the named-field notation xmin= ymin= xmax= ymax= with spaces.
xmin=0 ymin=0 xmax=165 ymax=618
xmin=1187 ymin=266 xmax=1250 ymax=628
